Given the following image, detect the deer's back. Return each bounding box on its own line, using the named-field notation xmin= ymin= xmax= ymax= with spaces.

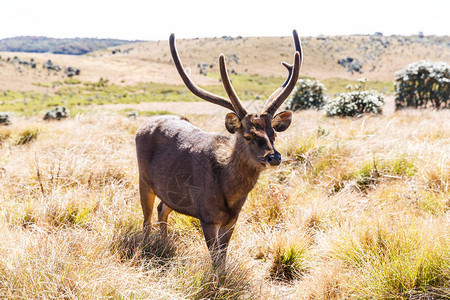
xmin=135 ymin=115 xmax=220 ymax=160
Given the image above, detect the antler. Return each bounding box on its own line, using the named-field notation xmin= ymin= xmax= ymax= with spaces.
xmin=219 ymin=54 xmax=248 ymax=118
xmin=262 ymin=30 xmax=303 ymax=116
xmin=169 ymin=34 xmax=235 ymax=112
xmin=170 ymin=34 xmax=250 ymax=117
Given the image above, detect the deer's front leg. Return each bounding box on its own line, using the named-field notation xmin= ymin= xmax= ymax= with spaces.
xmin=217 ymin=218 xmax=238 ymax=263
xmin=200 ymin=222 xmax=222 ymax=267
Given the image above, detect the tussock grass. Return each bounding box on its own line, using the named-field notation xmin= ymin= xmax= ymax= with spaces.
xmin=330 ymin=218 xmax=449 ymax=299
xmin=179 ymin=256 xmax=256 ymax=300
xmin=14 ymin=126 xmax=40 ymax=145
xmin=270 ymin=235 xmax=310 ymax=282
xmin=0 ymin=127 xmax=11 ymax=144
xmin=0 ymin=108 xmax=449 ymax=299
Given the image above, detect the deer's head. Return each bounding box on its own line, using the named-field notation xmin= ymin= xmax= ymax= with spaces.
xmin=170 ymin=30 xmax=303 ymax=168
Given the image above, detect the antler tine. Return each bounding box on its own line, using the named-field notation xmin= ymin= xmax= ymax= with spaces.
xmin=263 ymin=62 xmax=293 ymax=108
xmin=262 ymin=30 xmax=303 ymax=116
xmin=169 ymin=34 xmax=235 ymax=112
xmin=219 ymin=54 xmax=248 ymax=119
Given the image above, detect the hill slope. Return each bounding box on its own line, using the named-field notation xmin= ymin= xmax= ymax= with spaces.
xmin=0 ymin=34 xmax=448 ymax=92
xmin=0 ymin=36 xmax=141 ymax=55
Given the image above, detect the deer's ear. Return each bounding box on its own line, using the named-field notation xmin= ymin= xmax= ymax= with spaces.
xmin=272 ymin=110 xmax=292 ymax=132
xmin=225 ymin=112 xmax=241 ymax=134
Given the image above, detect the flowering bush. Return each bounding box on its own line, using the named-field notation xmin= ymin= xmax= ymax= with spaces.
xmin=0 ymin=112 xmax=11 ymax=125
xmin=285 ymin=79 xmax=328 ymax=111
xmin=324 ymin=79 xmax=384 ymax=117
xmin=395 ymin=61 xmax=449 ymax=109
xmin=43 ymin=106 xmax=69 ymax=120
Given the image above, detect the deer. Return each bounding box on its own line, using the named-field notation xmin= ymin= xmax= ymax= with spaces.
xmin=135 ymin=30 xmax=302 ymax=267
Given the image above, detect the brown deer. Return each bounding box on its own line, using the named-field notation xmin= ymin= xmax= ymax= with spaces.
xmin=136 ymin=30 xmax=302 ymax=266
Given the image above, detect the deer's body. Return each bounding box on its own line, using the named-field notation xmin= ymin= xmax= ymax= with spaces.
xmin=136 ymin=115 xmax=261 ymax=224
xmin=136 ymin=31 xmax=303 ymax=266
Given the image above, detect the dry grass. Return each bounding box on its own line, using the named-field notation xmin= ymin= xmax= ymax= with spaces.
xmin=0 ymin=107 xmax=449 ymax=299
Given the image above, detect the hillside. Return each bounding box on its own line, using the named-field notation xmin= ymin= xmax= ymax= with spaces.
xmin=0 ymin=34 xmax=448 ymax=93
xmin=0 ymin=36 xmax=141 ymax=55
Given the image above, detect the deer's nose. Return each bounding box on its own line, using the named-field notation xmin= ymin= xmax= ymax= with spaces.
xmin=266 ymin=151 xmax=281 ymax=166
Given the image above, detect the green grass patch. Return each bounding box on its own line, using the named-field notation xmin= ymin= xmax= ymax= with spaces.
xmin=2 ymin=75 xmax=393 ymax=117
xmin=64 ymin=78 xmax=81 ymax=85
xmin=322 ymin=78 xmax=394 ymax=95
xmin=332 ymin=221 xmax=450 ymax=298
xmin=332 ymin=156 xmax=417 ymax=192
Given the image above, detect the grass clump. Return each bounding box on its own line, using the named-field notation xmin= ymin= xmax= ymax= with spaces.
xmin=423 ymin=163 xmax=449 ymax=193
xmin=247 ymin=183 xmax=288 ymax=225
xmin=0 ymin=127 xmax=11 ymax=144
xmin=47 ymin=201 xmax=97 ymax=228
xmin=415 ymin=191 xmax=449 ymax=216
xmin=331 ymin=220 xmax=450 ymax=299
xmin=332 ymin=156 xmax=417 ymax=192
xmin=355 ymin=157 xmax=416 ymax=187
xmin=64 ymin=78 xmax=81 ymax=85
xmin=270 ymin=236 xmax=310 ymax=282
xmin=181 ymin=257 xmax=255 ymax=300
xmin=284 ymin=135 xmax=321 ymax=164
xmin=15 ymin=126 xmax=40 ymax=145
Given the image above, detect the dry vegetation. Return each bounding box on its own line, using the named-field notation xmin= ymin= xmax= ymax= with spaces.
xmin=0 ymin=105 xmax=448 ymax=299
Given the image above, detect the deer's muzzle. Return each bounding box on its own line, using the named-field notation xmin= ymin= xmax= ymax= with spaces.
xmin=266 ymin=151 xmax=281 ymax=166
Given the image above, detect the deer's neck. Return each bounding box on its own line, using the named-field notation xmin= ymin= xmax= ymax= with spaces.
xmin=219 ymin=137 xmax=263 ymax=210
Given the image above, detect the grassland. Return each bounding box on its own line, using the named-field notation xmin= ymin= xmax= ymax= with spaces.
xmin=0 ymin=75 xmax=393 ymax=117
xmin=0 ymin=106 xmax=448 ymax=299
xmin=0 ymin=32 xmax=448 ymax=299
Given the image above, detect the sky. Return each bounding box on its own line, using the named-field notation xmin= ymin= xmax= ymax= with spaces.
xmin=0 ymin=0 xmax=449 ymax=40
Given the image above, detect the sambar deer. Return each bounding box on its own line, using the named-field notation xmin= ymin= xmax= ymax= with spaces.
xmin=136 ymin=30 xmax=302 ymax=266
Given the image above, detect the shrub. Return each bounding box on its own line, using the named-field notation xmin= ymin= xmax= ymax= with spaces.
xmin=324 ymin=80 xmax=384 ymax=117
xmin=43 ymin=106 xmax=69 ymax=120
xmin=285 ymin=79 xmax=328 ymax=111
xmin=395 ymin=61 xmax=449 ymax=109
xmin=0 ymin=112 xmax=11 ymax=125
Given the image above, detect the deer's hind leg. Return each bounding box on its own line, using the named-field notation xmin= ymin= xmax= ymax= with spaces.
xmin=157 ymin=202 xmax=172 ymax=238
xmin=139 ymin=176 xmax=156 ymax=234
